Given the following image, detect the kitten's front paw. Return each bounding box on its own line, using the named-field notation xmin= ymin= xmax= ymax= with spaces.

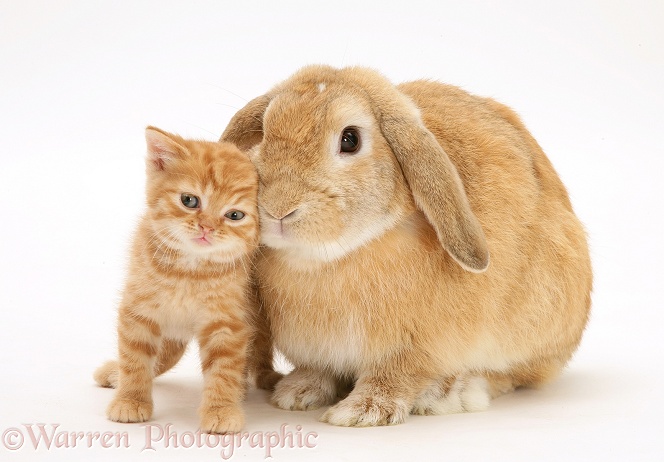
xmin=320 ymin=393 xmax=409 ymax=427
xmin=271 ymin=368 xmax=337 ymax=411
xmin=106 ymin=398 xmax=153 ymax=423
xmin=200 ymin=405 xmax=245 ymax=434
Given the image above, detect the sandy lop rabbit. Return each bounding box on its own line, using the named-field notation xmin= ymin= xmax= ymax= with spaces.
xmin=221 ymin=65 xmax=592 ymax=427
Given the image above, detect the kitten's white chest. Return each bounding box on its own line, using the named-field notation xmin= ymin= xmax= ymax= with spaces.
xmin=154 ymin=283 xmax=203 ymax=342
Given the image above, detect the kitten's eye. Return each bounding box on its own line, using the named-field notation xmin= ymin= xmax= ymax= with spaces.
xmin=340 ymin=127 xmax=360 ymax=154
xmin=181 ymin=193 xmax=200 ymax=209
xmin=224 ymin=210 xmax=245 ymax=221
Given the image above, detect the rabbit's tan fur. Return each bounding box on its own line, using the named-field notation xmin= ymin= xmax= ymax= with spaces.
xmin=222 ymin=65 xmax=592 ymax=427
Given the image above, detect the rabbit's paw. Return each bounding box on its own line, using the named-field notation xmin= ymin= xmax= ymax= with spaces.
xmin=255 ymin=369 xmax=284 ymax=391
xmin=412 ymin=375 xmax=490 ymax=415
xmin=271 ymin=368 xmax=337 ymax=411
xmin=320 ymin=394 xmax=409 ymax=427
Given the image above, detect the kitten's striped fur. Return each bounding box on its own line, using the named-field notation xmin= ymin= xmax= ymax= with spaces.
xmin=94 ymin=127 xmax=259 ymax=433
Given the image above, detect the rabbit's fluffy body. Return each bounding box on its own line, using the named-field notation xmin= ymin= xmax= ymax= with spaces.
xmin=222 ymin=66 xmax=592 ymax=426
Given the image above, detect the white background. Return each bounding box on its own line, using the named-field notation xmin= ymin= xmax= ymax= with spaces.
xmin=1 ymin=1 xmax=662 ymax=461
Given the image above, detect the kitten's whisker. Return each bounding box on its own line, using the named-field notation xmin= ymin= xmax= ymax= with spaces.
xmin=205 ymin=84 xmax=249 ymax=103
xmin=185 ymin=123 xmax=219 ymax=139
xmin=215 ymin=102 xmax=242 ymax=112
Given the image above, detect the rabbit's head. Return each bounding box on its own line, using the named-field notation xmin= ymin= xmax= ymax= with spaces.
xmin=222 ymin=65 xmax=489 ymax=272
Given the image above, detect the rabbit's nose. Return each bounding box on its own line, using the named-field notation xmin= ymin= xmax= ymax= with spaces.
xmin=264 ymin=207 xmax=298 ymax=222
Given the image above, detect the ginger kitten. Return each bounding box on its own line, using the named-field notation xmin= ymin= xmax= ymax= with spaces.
xmin=94 ymin=126 xmax=258 ymax=433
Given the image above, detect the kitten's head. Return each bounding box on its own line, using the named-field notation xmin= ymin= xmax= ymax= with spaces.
xmin=143 ymin=126 xmax=259 ymax=265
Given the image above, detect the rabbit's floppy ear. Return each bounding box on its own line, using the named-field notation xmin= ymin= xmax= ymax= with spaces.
xmin=375 ymin=93 xmax=490 ymax=273
xmin=220 ymin=94 xmax=271 ymax=150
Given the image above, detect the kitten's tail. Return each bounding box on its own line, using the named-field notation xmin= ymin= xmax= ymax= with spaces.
xmin=93 ymin=340 xmax=188 ymax=388
xmin=93 ymin=360 xmax=119 ymax=388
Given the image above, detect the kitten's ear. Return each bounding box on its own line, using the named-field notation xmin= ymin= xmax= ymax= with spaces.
xmin=145 ymin=126 xmax=188 ymax=171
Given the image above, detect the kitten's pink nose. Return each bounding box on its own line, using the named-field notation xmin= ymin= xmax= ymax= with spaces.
xmin=199 ymin=224 xmax=214 ymax=234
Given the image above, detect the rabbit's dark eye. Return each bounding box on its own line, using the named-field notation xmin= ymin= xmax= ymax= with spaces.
xmin=340 ymin=127 xmax=360 ymax=154
xmin=181 ymin=193 xmax=200 ymax=209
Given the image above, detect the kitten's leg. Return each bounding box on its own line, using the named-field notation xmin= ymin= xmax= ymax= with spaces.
xmin=106 ymin=307 xmax=160 ymax=423
xmin=94 ymin=339 xmax=185 ymax=388
xmin=197 ymin=316 xmax=249 ymax=434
